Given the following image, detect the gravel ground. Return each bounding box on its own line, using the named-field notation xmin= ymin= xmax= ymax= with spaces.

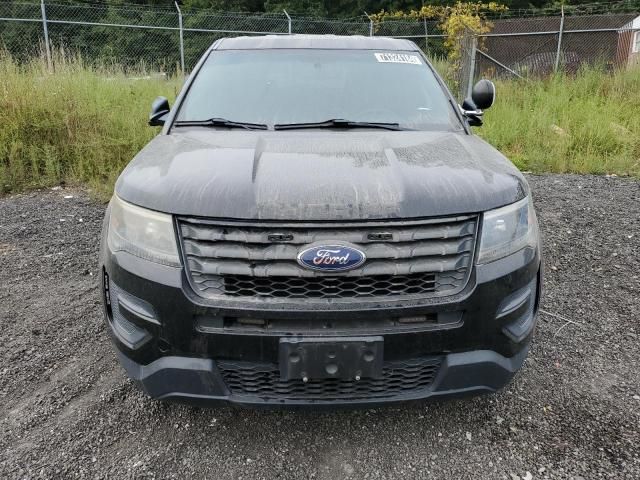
xmin=0 ymin=174 xmax=639 ymax=480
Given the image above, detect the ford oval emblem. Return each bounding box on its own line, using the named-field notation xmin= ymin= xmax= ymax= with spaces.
xmin=297 ymin=244 xmax=366 ymax=272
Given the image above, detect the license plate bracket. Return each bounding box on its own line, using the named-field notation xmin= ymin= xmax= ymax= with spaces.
xmin=279 ymin=336 xmax=383 ymax=381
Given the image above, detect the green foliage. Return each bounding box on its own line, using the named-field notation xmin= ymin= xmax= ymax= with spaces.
xmin=0 ymin=51 xmax=181 ymax=199
xmin=371 ymin=2 xmax=508 ymax=63
xmin=263 ymin=0 xmax=327 ymax=15
xmin=479 ymin=66 xmax=640 ymax=177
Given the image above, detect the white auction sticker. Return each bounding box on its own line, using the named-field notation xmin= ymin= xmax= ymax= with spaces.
xmin=374 ymin=53 xmax=422 ymax=64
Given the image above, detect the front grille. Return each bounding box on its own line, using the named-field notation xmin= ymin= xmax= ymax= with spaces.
xmin=179 ymin=216 xmax=477 ymax=301
xmin=218 ymin=358 xmax=442 ymax=400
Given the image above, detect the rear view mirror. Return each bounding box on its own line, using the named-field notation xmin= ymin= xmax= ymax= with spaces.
xmin=471 ymin=79 xmax=496 ymax=110
xmin=149 ymin=96 xmax=170 ymax=126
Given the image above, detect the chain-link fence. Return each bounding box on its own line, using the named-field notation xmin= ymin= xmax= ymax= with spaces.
xmin=1 ymin=1 xmax=639 ymax=100
xmin=459 ymin=7 xmax=640 ymax=99
xmin=0 ymin=0 xmax=432 ymax=71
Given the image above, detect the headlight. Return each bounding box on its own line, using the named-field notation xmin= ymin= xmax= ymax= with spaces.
xmin=107 ymin=195 xmax=180 ymax=266
xmin=477 ymin=196 xmax=538 ymax=264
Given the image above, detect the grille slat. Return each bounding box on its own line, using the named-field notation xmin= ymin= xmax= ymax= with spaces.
xmin=218 ymin=358 xmax=442 ymax=400
xmin=180 ymin=219 xmax=475 ymax=245
xmin=183 ymin=237 xmax=474 ymax=261
xmin=179 ymin=217 xmax=477 ymax=300
xmin=187 ymin=255 xmax=471 ymax=278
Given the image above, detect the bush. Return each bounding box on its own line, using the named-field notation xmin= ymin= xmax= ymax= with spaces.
xmin=0 ymin=52 xmax=180 ymax=199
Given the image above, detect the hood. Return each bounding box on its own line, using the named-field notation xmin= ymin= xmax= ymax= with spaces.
xmin=115 ymin=129 xmax=527 ymax=221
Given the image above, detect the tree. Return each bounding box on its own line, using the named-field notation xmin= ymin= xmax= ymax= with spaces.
xmin=264 ymin=0 xmax=326 ymax=15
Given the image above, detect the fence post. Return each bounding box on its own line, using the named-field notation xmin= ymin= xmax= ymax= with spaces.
xmin=466 ymin=34 xmax=478 ymax=99
xmin=554 ymin=6 xmax=565 ymax=72
xmin=40 ymin=0 xmax=52 ymax=70
xmin=283 ymin=10 xmax=292 ymax=34
xmin=175 ymin=1 xmax=185 ymax=74
xmin=423 ymin=17 xmax=429 ymax=54
xmin=364 ymin=12 xmax=373 ymax=36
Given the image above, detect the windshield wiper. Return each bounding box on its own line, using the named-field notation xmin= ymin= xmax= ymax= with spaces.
xmin=174 ymin=118 xmax=268 ymax=130
xmin=274 ymin=119 xmax=408 ymax=131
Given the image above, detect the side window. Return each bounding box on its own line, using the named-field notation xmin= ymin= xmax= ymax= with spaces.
xmin=634 ymin=31 xmax=640 ymax=53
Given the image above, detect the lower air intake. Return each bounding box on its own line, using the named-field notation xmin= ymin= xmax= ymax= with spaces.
xmin=218 ymin=357 xmax=442 ymax=400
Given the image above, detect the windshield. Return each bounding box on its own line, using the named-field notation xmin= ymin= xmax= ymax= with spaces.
xmin=176 ymin=49 xmax=462 ymax=131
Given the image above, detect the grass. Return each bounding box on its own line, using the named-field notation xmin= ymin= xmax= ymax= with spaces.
xmin=0 ymin=53 xmax=638 ymax=200
xmin=479 ymin=67 xmax=640 ymax=176
xmin=0 ymin=52 xmax=181 ymax=199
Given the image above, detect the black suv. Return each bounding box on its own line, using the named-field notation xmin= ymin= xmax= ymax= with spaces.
xmin=100 ymin=35 xmax=541 ymax=407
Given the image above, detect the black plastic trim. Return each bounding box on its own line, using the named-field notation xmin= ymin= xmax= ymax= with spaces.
xmin=115 ymin=346 xmax=529 ymax=408
xmin=118 ymin=295 xmax=161 ymax=326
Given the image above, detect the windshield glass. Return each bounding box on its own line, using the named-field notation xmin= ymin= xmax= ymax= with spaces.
xmin=176 ymin=49 xmax=461 ymax=131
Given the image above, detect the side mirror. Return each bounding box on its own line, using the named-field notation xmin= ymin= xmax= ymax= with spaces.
xmin=471 ymin=79 xmax=495 ymax=110
xmin=461 ymin=80 xmax=496 ymax=127
xmin=461 ymin=97 xmax=483 ymax=127
xmin=149 ymin=96 xmax=170 ymax=126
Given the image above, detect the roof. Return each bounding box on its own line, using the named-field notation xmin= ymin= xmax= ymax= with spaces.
xmin=490 ymin=14 xmax=639 ymax=34
xmin=216 ymin=34 xmax=419 ymax=51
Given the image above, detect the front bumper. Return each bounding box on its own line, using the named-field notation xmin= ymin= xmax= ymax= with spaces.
xmin=116 ymin=346 xmax=530 ymax=408
xmin=100 ymin=215 xmax=541 ymax=407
